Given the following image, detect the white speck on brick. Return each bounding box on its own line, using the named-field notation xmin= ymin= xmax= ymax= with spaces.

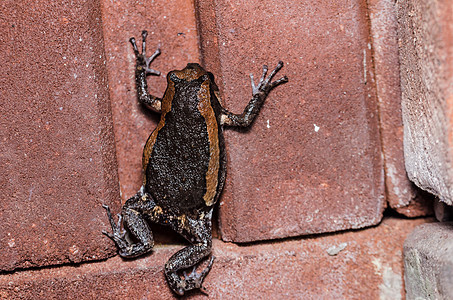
xmin=314 ymin=124 xmax=320 ymax=132
xmin=327 ymin=242 xmax=348 ymax=256
xmin=363 ymin=49 xmax=367 ymax=84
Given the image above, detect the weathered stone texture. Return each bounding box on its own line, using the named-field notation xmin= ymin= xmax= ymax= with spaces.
xmin=0 ymin=217 xmax=429 ymax=299
xmin=196 ymin=0 xmax=385 ymax=242
xmin=404 ymin=222 xmax=453 ymax=299
xmin=397 ymin=0 xmax=453 ymax=204
xmin=434 ymin=200 xmax=453 ymax=222
xmin=0 ymin=0 xmax=120 ymax=271
xmin=368 ymin=0 xmax=433 ymax=216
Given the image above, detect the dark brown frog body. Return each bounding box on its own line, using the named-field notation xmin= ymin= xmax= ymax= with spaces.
xmin=103 ymin=30 xmax=287 ymax=296
xmin=143 ymin=64 xmax=226 ymax=215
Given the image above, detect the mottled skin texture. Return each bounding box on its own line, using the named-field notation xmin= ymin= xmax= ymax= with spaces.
xmin=103 ymin=30 xmax=287 ymax=296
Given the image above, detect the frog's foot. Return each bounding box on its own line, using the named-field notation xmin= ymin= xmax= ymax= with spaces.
xmin=176 ymin=256 xmax=215 ymax=295
xmin=251 ymin=61 xmax=288 ymax=96
xmin=101 ymin=204 xmax=128 ymax=254
xmin=129 ymin=30 xmax=161 ymax=76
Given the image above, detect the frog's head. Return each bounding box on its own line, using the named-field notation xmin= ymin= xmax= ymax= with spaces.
xmin=168 ymin=63 xmax=207 ymax=81
xmin=168 ymin=63 xmax=218 ymax=91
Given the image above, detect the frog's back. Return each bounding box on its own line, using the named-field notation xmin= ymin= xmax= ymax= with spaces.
xmin=142 ymin=64 xmax=225 ymax=214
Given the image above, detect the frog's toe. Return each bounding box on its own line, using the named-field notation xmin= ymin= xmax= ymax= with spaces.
xmin=102 ymin=227 xmax=128 ymax=251
xmin=129 ymin=30 xmax=161 ymax=76
xmin=102 ymin=205 xmax=128 ymax=251
xmin=175 ymin=256 xmax=215 ymax=295
xmin=144 ymin=48 xmax=161 ymax=75
xmin=251 ymin=61 xmax=288 ymax=95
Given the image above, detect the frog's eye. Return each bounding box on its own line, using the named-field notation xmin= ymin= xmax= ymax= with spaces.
xmin=207 ymin=72 xmax=219 ymax=91
xmin=168 ymin=72 xmax=182 ymax=83
xmin=207 ymin=72 xmax=215 ymax=82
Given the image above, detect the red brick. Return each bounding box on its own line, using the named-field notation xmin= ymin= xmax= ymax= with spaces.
xmin=0 ymin=1 xmax=119 ymax=271
xmin=100 ymin=0 xmax=202 ymax=201
xmin=397 ymin=0 xmax=453 ymax=204
xmin=196 ymin=0 xmax=385 ymax=242
xmin=0 ymin=217 xmax=430 ymax=299
xmin=368 ymin=0 xmax=433 ymax=216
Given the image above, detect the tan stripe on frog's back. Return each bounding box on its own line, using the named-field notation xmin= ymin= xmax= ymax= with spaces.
xmin=142 ymin=80 xmax=175 ymax=185
xmin=197 ymin=80 xmax=219 ymax=206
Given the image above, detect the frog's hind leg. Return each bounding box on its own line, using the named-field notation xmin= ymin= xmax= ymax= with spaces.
xmin=103 ymin=192 xmax=155 ymax=258
xmin=165 ymin=209 xmax=215 ymax=296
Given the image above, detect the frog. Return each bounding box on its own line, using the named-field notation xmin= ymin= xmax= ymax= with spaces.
xmin=102 ymin=30 xmax=288 ymax=296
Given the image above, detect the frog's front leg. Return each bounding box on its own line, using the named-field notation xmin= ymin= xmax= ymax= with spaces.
xmin=102 ymin=192 xmax=155 ymax=258
xmin=220 ymin=61 xmax=288 ymax=127
xmin=130 ymin=30 xmax=162 ymax=112
xmin=165 ymin=210 xmax=214 ymax=295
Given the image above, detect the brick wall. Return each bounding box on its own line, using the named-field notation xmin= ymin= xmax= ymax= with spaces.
xmin=1 ymin=0 xmax=445 ymax=298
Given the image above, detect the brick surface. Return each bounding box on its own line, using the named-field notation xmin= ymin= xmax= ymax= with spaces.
xmin=0 ymin=1 xmax=119 ymax=271
xmin=196 ymin=0 xmax=385 ymax=242
xmin=404 ymin=222 xmax=453 ymax=299
xmin=397 ymin=0 xmax=453 ymax=204
xmin=100 ymin=0 xmax=201 ymax=201
xmin=0 ymin=217 xmax=430 ymax=299
xmin=368 ymin=0 xmax=433 ymax=217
